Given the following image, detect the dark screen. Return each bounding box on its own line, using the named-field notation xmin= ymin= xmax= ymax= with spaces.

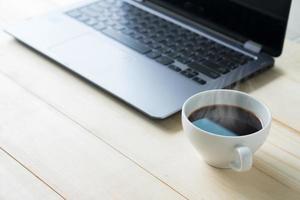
xmin=149 ymin=0 xmax=292 ymax=56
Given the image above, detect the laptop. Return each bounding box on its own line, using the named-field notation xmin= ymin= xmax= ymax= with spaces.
xmin=5 ymin=0 xmax=292 ymax=119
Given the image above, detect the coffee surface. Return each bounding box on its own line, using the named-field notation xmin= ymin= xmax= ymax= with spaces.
xmin=188 ymin=105 xmax=262 ymax=137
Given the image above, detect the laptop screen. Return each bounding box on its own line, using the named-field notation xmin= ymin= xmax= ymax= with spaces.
xmin=149 ymin=0 xmax=292 ymax=56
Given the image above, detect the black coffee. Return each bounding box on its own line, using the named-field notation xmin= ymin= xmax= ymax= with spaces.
xmin=188 ymin=105 xmax=262 ymax=137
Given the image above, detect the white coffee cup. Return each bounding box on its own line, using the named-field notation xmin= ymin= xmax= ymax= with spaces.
xmin=182 ymin=89 xmax=272 ymax=172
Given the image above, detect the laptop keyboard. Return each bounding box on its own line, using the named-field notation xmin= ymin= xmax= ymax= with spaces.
xmin=66 ymin=0 xmax=254 ymax=85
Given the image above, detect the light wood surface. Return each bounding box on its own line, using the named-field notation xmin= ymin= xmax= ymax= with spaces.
xmin=287 ymin=0 xmax=300 ymax=40
xmin=0 ymin=0 xmax=300 ymax=199
xmin=0 ymin=148 xmax=63 ymax=200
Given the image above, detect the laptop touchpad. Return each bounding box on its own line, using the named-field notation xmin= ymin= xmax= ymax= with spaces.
xmin=49 ymin=33 xmax=127 ymax=73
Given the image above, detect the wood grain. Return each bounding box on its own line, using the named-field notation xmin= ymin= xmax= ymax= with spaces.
xmin=276 ymin=40 xmax=300 ymax=83
xmin=0 ymin=148 xmax=63 ymax=200
xmin=233 ymin=41 xmax=300 ymax=132
xmin=0 ymin=0 xmax=300 ymax=199
xmin=0 ymin=70 xmax=185 ymax=200
xmin=255 ymin=121 xmax=300 ymax=191
xmin=0 ymin=36 xmax=299 ymax=199
xmin=287 ymin=0 xmax=300 ymax=40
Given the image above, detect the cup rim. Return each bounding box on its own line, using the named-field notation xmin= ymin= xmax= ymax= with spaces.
xmin=182 ymin=89 xmax=272 ymax=139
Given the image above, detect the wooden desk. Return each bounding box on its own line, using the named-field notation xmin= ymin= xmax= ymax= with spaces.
xmin=0 ymin=0 xmax=300 ymax=199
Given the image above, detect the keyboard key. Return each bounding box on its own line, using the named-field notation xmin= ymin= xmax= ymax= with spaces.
xmin=185 ymin=68 xmax=199 ymax=75
xmin=181 ymin=70 xmax=198 ymax=78
xmin=181 ymin=72 xmax=194 ymax=78
xmin=201 ymin=60 xmax=230 ymax=74
xmin=229 ymin=62 xmax=240 ymax=69
xmin=85 ymin=18 xmax=98 ymax=26
xmin=149 ymin=42 xmax=162 ymax=49
xmin=161 ymin=47 xmax=172 ymax=54
xmin=168 ymin=65 xmax=182 ymax=72
xmin=87 ymin=3 xmax=104 ymax=12
xmin=176 ymin=55 xmax=189 ymax=64
xmin=113 ymin=24 xmax=126 ymax=31
xmin=147 ymin=51 xmax=161 ymax=59
xmin=218 ymin=59 xmax=239 ymax=70
xmin=79 ymin=7 xmax=100 ymax=18
xmin=141 ymin=38 xmax=153 ymax=45
xmin=105 ymin=20 xmax=115 ymax=26
xmin=76 ymin=15 xmax=89 ymax=22
xmin=153 ymin=35 xmax=165 ymax=42
xmin=188 ymin=62 xmax=220 ymax=79
xmin=156 ymin=56 xmax=174 ymax=65
xmin=165 ymin=51 xmax=179 ymax=59
xmin=179 ymin=49 xmax=193 ymax=57
xmin=67 ymin=10 xmax=81 ymax=18
xmin=130 ymin=32 xmax=143 ymax=40
xmin=138 ymin=27 xmax=148 ymax=34
xmin=93 ymin=23 xmax=106 ymax=31
xmin=119 ymin=18 xmax=130 ymax=25
xmin=102 ymin=28 xmax=151 ymax=54
xmin=122 ymin=28 xmax=135 ymax=35
xmin=193 ymin=77 xmax=207 ymax=85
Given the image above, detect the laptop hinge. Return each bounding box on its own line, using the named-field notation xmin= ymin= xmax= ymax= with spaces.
xmin=243 ymin=40 xmax=262 ymax=54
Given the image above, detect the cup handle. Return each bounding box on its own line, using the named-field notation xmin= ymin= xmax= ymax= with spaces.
xmin=230 ymin=146 xmax=253 ymax=172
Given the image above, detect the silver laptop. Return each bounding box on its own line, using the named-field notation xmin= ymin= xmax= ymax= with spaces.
xmin=5 ymin=0 xmax=292 ymax=119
